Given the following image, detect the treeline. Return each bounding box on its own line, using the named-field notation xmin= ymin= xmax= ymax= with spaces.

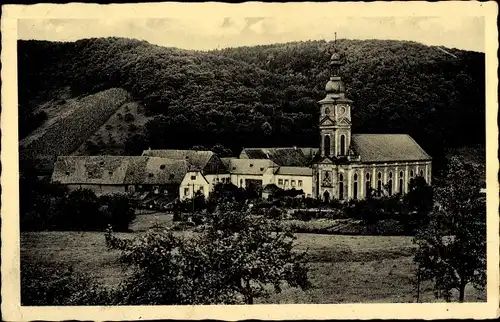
xmin=18 ymin=38 xmax=485 ymax=172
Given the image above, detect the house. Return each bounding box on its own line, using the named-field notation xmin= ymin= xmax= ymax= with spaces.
xmin=51 ymin=156 xmax=191 ymax=199
xmin=221 ymin=158 xmax=277 ymax=192
xmin=142 ymin=149 xmax=230 ymax=200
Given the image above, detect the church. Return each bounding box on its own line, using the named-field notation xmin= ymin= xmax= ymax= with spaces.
xmin=52 ymin=43 xmax=432 ymax=203
xmin=240 ymin=45 xmax=432 ymax=202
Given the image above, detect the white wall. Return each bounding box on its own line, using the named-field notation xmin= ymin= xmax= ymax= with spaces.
xmin=205 ymin=173 xmax=232 ymax=192
xmin=229 ymin=174 xmax=267 ymax=189
xmin=272 ymin=174 xmax=313 ymax=197
xmin=179 ymin=171 xmax=210 ymax=201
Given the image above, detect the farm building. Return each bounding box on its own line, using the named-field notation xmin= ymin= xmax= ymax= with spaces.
xmin=51 ymin=156 xmax=192 ymax=198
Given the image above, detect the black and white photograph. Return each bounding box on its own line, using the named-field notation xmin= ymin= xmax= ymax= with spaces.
xmin=1 ymin=1 xmax=498 ymax=320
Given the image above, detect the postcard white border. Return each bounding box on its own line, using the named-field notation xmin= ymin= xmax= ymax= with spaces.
xmin=2 ymin=2 xmax=499 ymax=321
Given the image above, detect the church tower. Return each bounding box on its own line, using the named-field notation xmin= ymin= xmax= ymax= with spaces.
xmin=313 ymin=34 xmax=356 ymax=202
xmin=318 ymin=34 xmax=353 ymax=159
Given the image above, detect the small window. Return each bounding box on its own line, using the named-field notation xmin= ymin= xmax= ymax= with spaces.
xmin=148 ymin=173 xmax=154 ymax=178
xmin=260 ymin=167 xmax=264 ymax=171
xmin=278 ymin=179 xmax=283 ymax=185
xmin=366 ymin=172 xmax=370 ymax=180
xmin=298 ymin=180 xmax=303 ymax=187
xmin=65 ymin=171 xmax=70 ymax=176
xmin=291 ymin=180 xmax=296 ymax=186
xmin=232 ymin=166 xmax=236 ymax=170
xmin=240 ymin=179 xmax=243 ymax=185
xmin=420 ymin=170 xmax=424 ymax=177
xmin=108 ymin=171 xmax=113 ymax=175
xmin=284 ymin=179 xmax=289 ymax=185
xmin=216 ymin=178 xmax=220 ymax=183
xmin=191 ymin=175 xmax=196 ymax=180
xmin=378 ymin=172 xmax=382 ymax=179
xmin=169 ymin=174 xmax=175 ymax=180
xmin=160 ymin=164 xmax=166 ymax=169
xmin=99 ymin=161 xmax=104 ymax=166
xmin=399 ymin=171 xmax=403 ymax=178
xmin=410 ymin=170 xmax=414 ymax=178
xmin=249 ymin=164 xmax=254 ymax=167
xmin=184 ymin=187 xmax=189 ymax=196
xmin=353 ymin=173 xmax=358 ymax=181
xmin=389 ymin=171 xmax=393 ymax=179
xmin=339 ymin=174 xmax=344 ymax=182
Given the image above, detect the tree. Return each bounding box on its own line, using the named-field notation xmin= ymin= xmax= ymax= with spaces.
xmin=413 ymin=156 xmax=486 ymax=302
xmin=100 ymin=193 xmax=136 ymax=232
xmin=105 ymin=202 xmax=310 ymax=304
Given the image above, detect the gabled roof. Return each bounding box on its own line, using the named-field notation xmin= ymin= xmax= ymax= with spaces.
xmin=275 ymin=166 xmax=313 ymax=176
xmin=142 ymin=149 xmax=214 ymax=170
xmin=240 ymin=147 xmax=318 ymax=167
xmin=351 ymin=134 xmax=431 ymax=163
xmin=51 ymin=156 xmax=190 ymax=185
xmin=222 ymin=158 xmax=277 ymax=175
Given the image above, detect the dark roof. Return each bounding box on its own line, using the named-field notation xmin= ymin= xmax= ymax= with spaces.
xmin=240 ymin=147 xmax=318 ymax=167
xmin=142 ymin=149 xmax=214 ymax=170
xmin=222 ymin=158 xmax=277 ymax=175
xmin=51 ymin=156 xmax=190 ymax=185
xmin=275 ymin=166 xmax=313 ymax=176
xmin=351 ymin=134 xmax=431 ymax=163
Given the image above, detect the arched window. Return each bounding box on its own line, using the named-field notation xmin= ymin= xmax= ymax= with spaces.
xmin=410 ymin=169 xmax=414 ymax=178
xmin=325 ymin=107 xmax=330 ymax=115
xmin=324 ymin=135 xmax=331 ymax=156
xmin=377 ymin=171 xmax=382 ymax=196
xmin=399 ymin=171 xmax=404 ymax=193
xmin=388 ymin=171 xmax=393 ymax=195
xmin=365 ymin=172 xmax=371 ymax=198
xmin=353 ymin=173 xmax=358 ymax=200
xmin=420 ymin=169 xmax=424 ymax=177
xmin=339 ymin=173 xmax=344 ymax=200
xmin=340 ymin=135 xmax=346 ymax=155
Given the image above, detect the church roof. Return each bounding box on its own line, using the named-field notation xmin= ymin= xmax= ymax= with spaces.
xmin=142 ymin=149 xmax=214 ymax=170
xmin=240 ymin=147 xmax=318 ymax=167
xmin=52 ymin=156 xmax=190 ymax=185
xmin=351 ymin=134 xmax=431 ymax=163
xmin=222 ymin=158 xmax=277 ymax=175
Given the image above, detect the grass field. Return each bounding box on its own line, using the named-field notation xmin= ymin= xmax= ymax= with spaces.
xmin=21 ymin=213 xmax=486 ymax=303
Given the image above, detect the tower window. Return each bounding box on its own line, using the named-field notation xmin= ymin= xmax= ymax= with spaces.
xmin=340 ymin=135 xmax=346 ymax=156
xmin=324 ymin=135 xmax=331 ymax=156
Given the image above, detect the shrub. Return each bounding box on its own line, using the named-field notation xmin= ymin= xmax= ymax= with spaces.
xmin=124 ymin=112 xmax=135 ymax=122
xmin=100 ymin=193 xmax=136 ymax=232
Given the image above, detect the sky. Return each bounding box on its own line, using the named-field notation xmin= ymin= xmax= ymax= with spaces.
xmin=17 ymin=12 xmax=485 ymax=52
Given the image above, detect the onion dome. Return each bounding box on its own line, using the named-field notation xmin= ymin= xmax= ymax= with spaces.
xmin=325 ymin=76 xmax=345 ymax=94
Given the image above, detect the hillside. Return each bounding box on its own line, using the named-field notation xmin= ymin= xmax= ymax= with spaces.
xmin=18 ymin=38 xmax=485 ymax=172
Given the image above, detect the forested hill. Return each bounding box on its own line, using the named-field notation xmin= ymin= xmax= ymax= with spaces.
xmin=18 ymin=38 xmax=485 ymax=171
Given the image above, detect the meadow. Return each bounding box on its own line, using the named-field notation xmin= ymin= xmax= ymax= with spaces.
xmin=21 ymin=213 xmax=486 ymax=304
